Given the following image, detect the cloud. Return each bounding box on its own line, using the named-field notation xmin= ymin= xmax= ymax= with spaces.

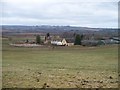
xmin=1 ymin=0 xmax=119 ymax=28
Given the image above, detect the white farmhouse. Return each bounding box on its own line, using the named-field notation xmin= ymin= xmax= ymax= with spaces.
xmin=51 ymin=38 xmax=67 ymax=46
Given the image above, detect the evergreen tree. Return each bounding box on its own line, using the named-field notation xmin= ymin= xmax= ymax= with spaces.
xmin=26 ymin=39 xmax=29 ymax=43
xmin=74 ymin=34 xmax=81 ymax=45
xmin=47 ymin=33 xmax=50 ymax=38
xmin=36 ymin=35 xmax=41 ymax=44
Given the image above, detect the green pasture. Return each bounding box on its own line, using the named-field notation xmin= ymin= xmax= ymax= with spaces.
xmin=2 ymin=38 xmax=118 ymax=88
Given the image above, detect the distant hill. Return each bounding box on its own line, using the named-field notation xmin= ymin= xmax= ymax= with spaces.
xmin=1 ymin=25 xmax=118 ymax=37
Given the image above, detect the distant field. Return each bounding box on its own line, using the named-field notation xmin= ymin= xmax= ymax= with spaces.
xmin=2 ymin=38 xmax=118 ymax=88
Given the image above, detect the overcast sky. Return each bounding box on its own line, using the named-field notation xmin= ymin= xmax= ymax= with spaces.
xmin=1 ymin=0 xmax=119 ymax=28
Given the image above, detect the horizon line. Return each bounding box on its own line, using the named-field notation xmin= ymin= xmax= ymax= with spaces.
xmin=0 ymin=24 xmax=118 ymax=29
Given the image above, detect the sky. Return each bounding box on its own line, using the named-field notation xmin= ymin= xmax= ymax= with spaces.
xmin=1 ymin=0 xmax=119 ymax=28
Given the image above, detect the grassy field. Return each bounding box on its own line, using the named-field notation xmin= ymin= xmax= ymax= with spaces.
xmin=2 ymin=37 xmax=118 ymax=88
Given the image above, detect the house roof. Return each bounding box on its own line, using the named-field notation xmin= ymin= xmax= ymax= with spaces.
xmin=81 ymin=40 xmax=99 ymax=43
xmin=66 ymin=38 xmax=75 ymax=43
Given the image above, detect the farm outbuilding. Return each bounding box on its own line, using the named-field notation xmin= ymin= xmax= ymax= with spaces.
xmin=100 ymin=39 xmax=119 ymax=44
xmin=81 ymin=40 xmax=99 ymax=46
